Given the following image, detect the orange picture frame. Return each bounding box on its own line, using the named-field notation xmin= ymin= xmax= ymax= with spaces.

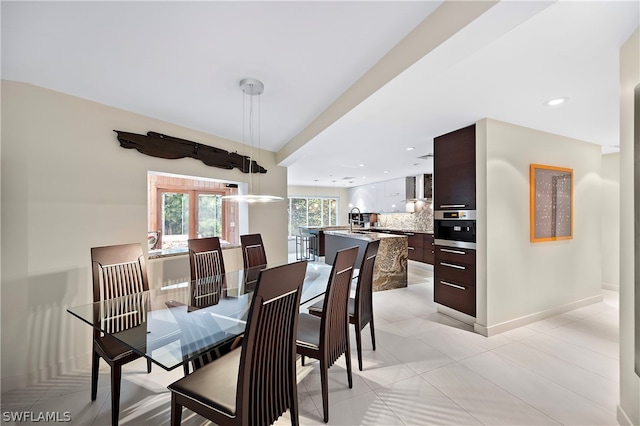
xmin=530 ymin=164 xmax=573 ymax=242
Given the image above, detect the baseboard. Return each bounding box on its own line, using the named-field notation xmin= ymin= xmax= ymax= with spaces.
xmin=602 ymin=282 xmax=620 ymax=292
xmin=1 ymin=351 xmax=92 ymax=391
xmin=473 ymin=294 xmax=603 ymax=337
xmin=617 ymin=404 xmax=633 ymax=426
xmin=436 ymin=305 xmax=475 ymax=326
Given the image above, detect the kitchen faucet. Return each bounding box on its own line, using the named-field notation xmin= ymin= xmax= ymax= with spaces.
xmin=349 ymin=207 xmax=361 ymax=233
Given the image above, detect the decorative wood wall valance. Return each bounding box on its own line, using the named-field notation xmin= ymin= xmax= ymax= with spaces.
xmin=114 ymin=130 xmax=267 ymax=174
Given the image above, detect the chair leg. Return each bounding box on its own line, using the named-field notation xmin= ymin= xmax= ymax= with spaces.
xmin=301 ymin=355 xmax=305 ymax=366
xmin=290 ymin=370 xmax=300 ymax=426
xmin=369 ymin=318 xmax=376 ymax=351
xmin=182 ymin=361 xmax=189 ymax=376
xmin=345 ymin=344 xmax=353 ymax=389
xmin=110 ymin=364 xmax=122 ymax=426
xmin=147 ymin=359 xmax=152 ymax=374
xmin=91 ymin=350 xmax=100 ymax=401
xmin=170 ymin=393 xmax=182 ymax=426
xmin=320 ymin=359 xmax=329 ymax=423
xmin=354 ymin=325 xmax=363 ymax=371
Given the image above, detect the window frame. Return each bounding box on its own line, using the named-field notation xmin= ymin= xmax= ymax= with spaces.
xmin=287 ymin=196 xmax=339 ymax=237
xmin=148 ymin=173 xmax=239 ymax=249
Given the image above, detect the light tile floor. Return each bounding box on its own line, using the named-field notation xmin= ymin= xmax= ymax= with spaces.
xmin=1 ymin=262 xmax=620 ymax=425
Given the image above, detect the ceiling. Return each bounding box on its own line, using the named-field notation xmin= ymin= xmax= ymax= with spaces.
xmin=3 ymin=1 xmax=638 ymax=189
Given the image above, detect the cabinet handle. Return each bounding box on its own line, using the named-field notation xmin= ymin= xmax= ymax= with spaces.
xmin=408 ymin=247 xmax=415 ymax=250
xmin=440 ymin=262 xmax=466 ymax=270
xmin=440 ymin=248 xmax=466 ymax=255
xmin=440 ymin=281 xmax=466 ymax=290
xmin=440 ymin=204 xmax=466 ymax=208
xmin=404 ymin=232 xmax=414 ymax=236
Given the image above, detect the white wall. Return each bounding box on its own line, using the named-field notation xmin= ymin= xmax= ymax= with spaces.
xmin=475 ymin=118 xmax=603 ymax=334
xmin=618 ymin=27 xmax=639 ymax=426
xmin=601 ymin=153 xmax=620 ymax=291
xmin=0 ymin=81 xmax=289 ymax=388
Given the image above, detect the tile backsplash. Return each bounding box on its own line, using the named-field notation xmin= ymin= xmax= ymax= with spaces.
xmin=377 ymin=201 xmax=433 ymax=232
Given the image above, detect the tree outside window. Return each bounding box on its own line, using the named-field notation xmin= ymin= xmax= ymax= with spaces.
xmin=287 ymin=197 xmax=338 ymax=236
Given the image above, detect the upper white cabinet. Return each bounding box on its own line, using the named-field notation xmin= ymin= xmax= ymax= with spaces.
xmin=348 ymin=178 xmax=408 ymax=213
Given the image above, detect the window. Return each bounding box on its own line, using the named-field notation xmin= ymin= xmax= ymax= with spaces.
xmin=148 ymin=172 xmax=239 ymax=249
xmin=287 ymin=197 xmax=339 ymax=236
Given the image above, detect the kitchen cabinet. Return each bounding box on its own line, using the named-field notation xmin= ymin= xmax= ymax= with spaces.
xmin=381 ymin=178 xmax=406 ymax=213
xmin=433 ymin=124 xmax=476 ymax=210
xmin=377 ymin=230 xmax=433 ymax=264
xmin=424 ymin=234 xmax=435 ymax=264
xmin=348 ymin=184 xmax=378 ymax=212
xmin=434 ymin=245 xmax=476 ymax=316
xmin=406 ymin=232 xmax=423 ymax=262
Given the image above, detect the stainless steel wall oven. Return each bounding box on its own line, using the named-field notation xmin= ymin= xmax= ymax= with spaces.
xmin=434 ymin=210 xmax=476 ymax=249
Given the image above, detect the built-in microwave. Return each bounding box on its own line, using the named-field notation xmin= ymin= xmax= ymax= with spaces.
xmin=434 ymin=210 xmax=476 ymax=249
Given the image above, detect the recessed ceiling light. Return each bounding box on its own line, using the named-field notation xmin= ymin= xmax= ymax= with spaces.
xmin=383 ymin=170 xmax=389 ymax=174
xmin=544 ymin=97 xmax=569 ymax=106
xmin=359 ymin=163 xmax=365 ymax=167
xmin=406 ymin=147 xmax=415 ymax=151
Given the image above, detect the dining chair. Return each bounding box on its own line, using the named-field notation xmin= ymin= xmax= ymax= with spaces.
xmin=168 ymin=260 xmax=308 ymax=426
xmin=188 ymin=237 xmax=226 ymax=307
xmin=90 ymin=242 xmax=152 ymax=426
xmin=307 ymin=239 xmax=380 ymax=371
xmin=240 ymin=233 xmax=267 ymax=269
xmin=241 ymin=233 xmax=268 ymax=289
xmin=296 ymin=246 xmax=358 ymax=423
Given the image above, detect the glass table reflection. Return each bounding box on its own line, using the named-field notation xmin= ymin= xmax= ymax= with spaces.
xmin=67 ymin=261 xmax=331 ymax=371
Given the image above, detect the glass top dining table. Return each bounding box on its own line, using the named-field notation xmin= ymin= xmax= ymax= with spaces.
xmin=67 ymin=260 xmax=331 ymax=371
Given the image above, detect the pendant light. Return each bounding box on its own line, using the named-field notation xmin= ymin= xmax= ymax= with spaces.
xmin=222 ymin=78 xmax=283 ymax=202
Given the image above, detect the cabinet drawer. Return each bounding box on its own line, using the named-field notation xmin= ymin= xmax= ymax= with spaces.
xmin=406 ymin=233 xmax=424 ymax=248
xmin=435 ymin=261 xmax=475 ymax=286
xmin=434 ymin=279 xmax=476 ymax=316
xmin=408 ymin=246 xmax=422 ymax=261
xmin=434 ymin=246 xmax=475 ymax=266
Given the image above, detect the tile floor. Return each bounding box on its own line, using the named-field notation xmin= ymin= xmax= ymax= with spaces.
xmin=1 ymin=262 xmax=620 ymax=425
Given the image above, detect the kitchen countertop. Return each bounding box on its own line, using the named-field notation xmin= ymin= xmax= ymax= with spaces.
xmin=323 ymin=229 xmax=408 ymax=241
xmin=323 ymin=229 xmax=408 ymax=291
xmin=302 ymin=226 xmax=432 ymax=234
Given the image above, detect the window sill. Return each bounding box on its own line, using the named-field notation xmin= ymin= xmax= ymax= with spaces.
xmin=148 ymin=243 xmax=241 ymax=260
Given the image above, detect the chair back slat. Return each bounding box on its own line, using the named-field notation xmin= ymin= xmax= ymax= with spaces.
xmin=91 ymin=243 xmax=150 ymax=338
xmin=237 ymin=260 xmax=307 ymax=426
xmin=321 ymin=247 xmax=358 ymax=367
xmin=101 ymin=292 xmax=148 ymax=334
xmin=193 ymin=250 xmax=223 ymax=282
xmin=188 ymin=237 xmax=226 ymax=308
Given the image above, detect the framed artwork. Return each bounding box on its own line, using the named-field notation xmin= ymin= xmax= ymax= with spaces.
xmin=530 ymin=164 xmax=573 ymax=242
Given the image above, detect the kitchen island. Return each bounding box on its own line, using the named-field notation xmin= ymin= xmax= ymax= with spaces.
xmin=323 ymin=229 xmax=407 ymax=291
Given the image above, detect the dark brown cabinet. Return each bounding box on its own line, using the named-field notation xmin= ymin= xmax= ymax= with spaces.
xmin=433 ymin=123 xmax=477 ymax=317
xmin=434 ymin=245 xmax=476 ymax=316
xmin=373 ymin=230 xmax=434 ymax=264
xmin=406 ymin=232 xmax=423 ymax=262
xmin=433 ymin=124 xmax=476 ymax=210
xmin=423 ymin=233 xmax=435 ymax=265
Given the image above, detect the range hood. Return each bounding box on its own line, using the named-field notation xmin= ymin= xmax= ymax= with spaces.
xmin=405 ymin=174 xmax=432 ymax=201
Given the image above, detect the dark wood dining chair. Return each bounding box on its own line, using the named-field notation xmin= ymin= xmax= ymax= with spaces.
xmin=296 ymin=246 xmax=358 ymax=423
xmin=188 ymin=236 xmax=226 ymax=307
xmin=307 ymin=239 xmax=380 ymax=371
xmin=90 ymin=242 xmax=152 ymax=426
xmin=240 ymin=233 xmax=267 ymax=269
xmin=168 ymin=260 xmax=308 ymax=426
xmin=241 ymin=233 xmax=268 ymax=289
